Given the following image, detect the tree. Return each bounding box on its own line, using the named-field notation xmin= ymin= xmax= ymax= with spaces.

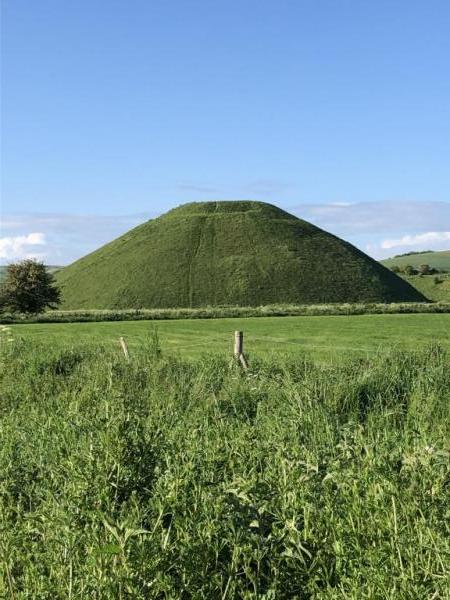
xmin=403 ymin=265 xmax=417 ymax=276
xmin=390 ymin=265 xmax=400 ymax=273
xmin=418 ymin=264 xmax=431 ymax=275
xmin=0 ymin=260 xmax=61 ymax=314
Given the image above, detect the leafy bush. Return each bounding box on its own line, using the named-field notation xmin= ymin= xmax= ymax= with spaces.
xmin=403 ymin=265 xmax=417 ymax=276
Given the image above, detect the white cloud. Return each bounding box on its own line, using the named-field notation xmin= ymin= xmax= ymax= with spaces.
xmin=0 ymin=213 xmax=156 ymax=265
xmin=290 ymin=201 xmax=450 ymax=236
xmin=289 ymin=200 xmax=450 ymax=259
xmin=381 ymin=231 xmax=450 ymax=250
xmin=0 ymin=232 xmax=47 ymax=261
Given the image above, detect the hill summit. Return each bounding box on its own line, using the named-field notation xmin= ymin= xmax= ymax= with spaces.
xmin=56 ymin=201 xmax=426 ymax=308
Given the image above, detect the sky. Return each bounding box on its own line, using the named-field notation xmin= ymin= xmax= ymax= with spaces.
xmin=1 ymin=0 xmax=449 ymax=265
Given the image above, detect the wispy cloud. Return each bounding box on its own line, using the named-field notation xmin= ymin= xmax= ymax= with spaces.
xmin=0 ymin=232 xmax=47 ymax=261
xmin=290 ymin=200 xmax=450 ymax=259
xmin=380 ymin=231 xmax=450 ymax=250
xmin=175 ymin=178 xmax=293 ymax=198
xmin=244 ymin=179 xmax=293 ymax=196
xmin=0 ymin=213 xmax=155 ymax=265
xmin=290 ymin=201 xmax=450 ymax=236
xmin=176 ymin=182 xmax=219 ymax=194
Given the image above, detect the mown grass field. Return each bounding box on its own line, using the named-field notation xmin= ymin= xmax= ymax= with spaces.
xmin=1 ymin=333 xmax=449 ymax=598
xmin=11 ymin=313 xmax=450 ymax=361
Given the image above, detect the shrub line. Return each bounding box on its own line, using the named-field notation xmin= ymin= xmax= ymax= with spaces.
xmin=2 ymin=301 xmax=450 ymax=324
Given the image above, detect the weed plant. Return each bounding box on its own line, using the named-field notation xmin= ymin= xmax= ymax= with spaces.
xmin=1 ymin=338 xmax=449 ymax=598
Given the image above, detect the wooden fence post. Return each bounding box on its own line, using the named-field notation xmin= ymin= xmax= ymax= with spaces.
xmin=234 ymin=330 xmax=248 ymax=369
xmin=234 ymin=330 xmax=243 ymax=359
xmin=119 ymin=336 xmax=130 ymax=361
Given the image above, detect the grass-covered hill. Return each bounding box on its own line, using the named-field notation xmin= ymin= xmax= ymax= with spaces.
xmin=56 ymin=201 xmax=425 ymax=309
xmin=381 ymin=250 xmax=450 ymax=272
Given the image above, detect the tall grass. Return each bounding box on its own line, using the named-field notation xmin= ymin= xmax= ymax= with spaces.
xmin=1 ymin=339 xmax=449 ymax=598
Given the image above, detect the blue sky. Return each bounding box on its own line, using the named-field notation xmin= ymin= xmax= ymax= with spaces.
xmin=1 ymin=0 xmax=449 ymax=264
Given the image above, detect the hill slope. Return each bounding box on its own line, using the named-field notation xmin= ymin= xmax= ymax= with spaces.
xmin=56 ymin=201 xmax=426 ymax=309
xmin=381 ymin=250 xmax=450 ymax=272
xmin=396 ymin=274 xmax=450 ymax=302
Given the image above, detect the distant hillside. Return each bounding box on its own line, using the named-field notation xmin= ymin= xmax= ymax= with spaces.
xmin=56 ymin=201 xmax=425 ymax=309
xmin=381 ymin=250 xmax=450 ymax=272
xmin=0 ymin=265 xmax=61 ymax=283
xmin=395 ymin=274 xmax=450 ymax=303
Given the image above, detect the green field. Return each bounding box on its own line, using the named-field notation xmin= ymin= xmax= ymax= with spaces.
xmin=4 ymin=313 xmax=450 ymax=596
xmin=11 ymin=313 xmax=450 ymax=361
xmin=1 ymin=331 xmax=449 ymax=597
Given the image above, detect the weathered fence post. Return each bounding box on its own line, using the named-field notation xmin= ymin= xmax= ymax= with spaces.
xmin=119 ymin=336 xmax=130 ymax=361
xmin=234 ymin=330 xmax=248 ymax=369
xmin=234 ymin=330 xmax=243 ymax=359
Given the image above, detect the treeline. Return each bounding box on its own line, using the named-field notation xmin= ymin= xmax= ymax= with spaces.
xmin=391 ymin=250 xmax=434 ymax=258
xmin=2 ymin=301 xmax=450 ymax=324
xmin=390 ymin=263 xmax=447 ymax=276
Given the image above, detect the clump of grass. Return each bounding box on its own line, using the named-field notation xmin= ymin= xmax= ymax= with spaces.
xmin=0 ymin=341 xmax=449 ymax=597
